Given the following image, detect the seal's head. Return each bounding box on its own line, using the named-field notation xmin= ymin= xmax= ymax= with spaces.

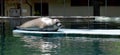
xmin=53 ymin=19 xmax=62 ymax=27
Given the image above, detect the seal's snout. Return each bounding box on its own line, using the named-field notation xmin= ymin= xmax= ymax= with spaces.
xmin=56 ymin=22 xmax=62 ymax=27
xmin=53 ymin=19 xmax=62 ymax=28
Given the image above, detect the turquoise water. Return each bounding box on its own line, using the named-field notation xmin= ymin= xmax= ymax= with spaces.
xmin=1 ymin=34 xmax=120 ymax=55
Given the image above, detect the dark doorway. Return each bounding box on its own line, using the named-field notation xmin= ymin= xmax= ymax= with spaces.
xmin=0 ymin=3 xmax=1 ymax=16
xmin=93 ymin=0 xmax=100 ymax=16
xmin=0 ymin=0 xmax=5 ymax=16
xmin=34 ymin=3 xmax=48 ymax=16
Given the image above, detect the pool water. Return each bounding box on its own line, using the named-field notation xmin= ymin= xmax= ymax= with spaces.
xmin=1 ymin=34 xmax=120 ymax=55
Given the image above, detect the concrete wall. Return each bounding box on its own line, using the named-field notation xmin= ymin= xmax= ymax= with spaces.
xmin=49 ymin=0 xmax=93 ymax=16
xmin=101 ymin=6 xmax=120 ymax=16
xmin=4 ymin=0 xmax=120 ymax=16
xmin=49 ymin=0 xmax=120 ymax=16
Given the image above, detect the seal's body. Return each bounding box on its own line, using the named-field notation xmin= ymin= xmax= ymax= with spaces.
xmin=17 ymin=17 xmax=61 ymax=31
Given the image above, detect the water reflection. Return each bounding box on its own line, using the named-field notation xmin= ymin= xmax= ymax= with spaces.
xmin=11 ymin=34 xmax=120 ymax=55
xmin=21 ymin=35 xmax=60 ymax=55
